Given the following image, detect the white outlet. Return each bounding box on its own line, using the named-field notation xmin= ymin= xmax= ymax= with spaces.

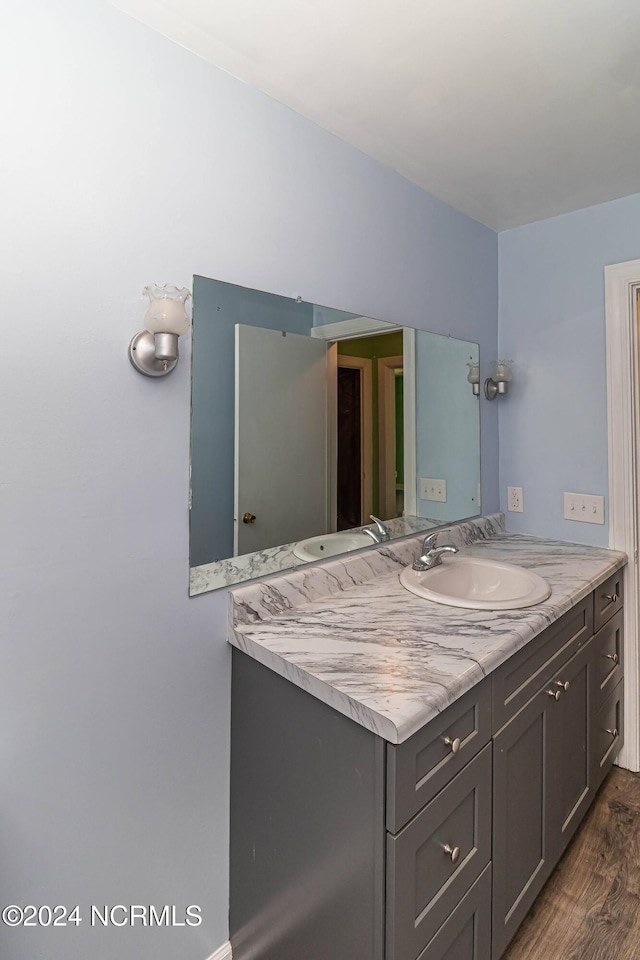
xmin=507 ymin=486 xmax=523 ymax=512
xmin=563 ymin=492 xmax=605 ymax=524
xmin=420 ymin=478 xmax=447 ymax=502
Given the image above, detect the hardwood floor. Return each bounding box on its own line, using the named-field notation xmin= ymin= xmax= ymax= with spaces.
xmin=503 ymin=767 xmax=640 ymax=960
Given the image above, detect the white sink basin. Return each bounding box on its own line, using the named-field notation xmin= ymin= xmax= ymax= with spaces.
xmin=399 ymin=555 xmax=551 ymax=610
xmin=293 ymin=530 xmax=374 ymax=562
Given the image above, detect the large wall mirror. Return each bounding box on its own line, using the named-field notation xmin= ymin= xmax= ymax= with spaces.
xmin=189 ymin=276 xmax=481 ymax=595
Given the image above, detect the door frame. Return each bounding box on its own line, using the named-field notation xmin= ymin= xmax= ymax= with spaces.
xmin=337 ymin=354 xmax=374 ymax=524
xmin=604 ymin=257 xmax=640 ymax=772
xmin=378 ymin=355 xmax=403 ymax=521
xmin=313 ymin=317 xmax=417 ymax=520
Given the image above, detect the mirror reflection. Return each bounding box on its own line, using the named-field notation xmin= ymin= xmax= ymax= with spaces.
xmin=189 ymin=276 xmax=481 ymax=594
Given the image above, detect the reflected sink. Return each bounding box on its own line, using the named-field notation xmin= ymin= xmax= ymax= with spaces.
xmin=293 ymin=530 xmax=374 ymax=562
xmin=399 ymin=556 xmax=551 ymax=610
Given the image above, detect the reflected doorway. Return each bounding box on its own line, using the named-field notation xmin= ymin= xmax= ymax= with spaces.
xmin=335 ymin=331 xmax=404 ymax=529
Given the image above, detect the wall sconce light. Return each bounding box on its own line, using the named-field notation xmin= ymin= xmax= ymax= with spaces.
xmin=129 ymin=284 xmax=191 ymax=377
xmin=484 ymin=359 xmax=513 ymax=400
xmin=467 ymin=362 xmax=481 ymax=396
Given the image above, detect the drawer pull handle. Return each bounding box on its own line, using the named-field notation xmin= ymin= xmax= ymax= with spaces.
xmin=555 ymin=680 xmax=570 ymax=691
xmin=603 ymin=593 xmax=618 ymax=603
xmin=605 ymin=653 xmax=619 ymax=663
xmin=547 ymin=689 xmax=561 ymax=701
xmin=443 ymin=736 xmax=461 ymax=754
xmin=605 ymin=728 xmax=619 ymax=738
xmin=443 ymin=844 xmax=460 ymax=864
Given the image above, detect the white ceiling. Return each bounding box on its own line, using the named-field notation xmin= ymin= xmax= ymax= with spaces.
xmin=109 ymin=0 xmax=640 ymax=230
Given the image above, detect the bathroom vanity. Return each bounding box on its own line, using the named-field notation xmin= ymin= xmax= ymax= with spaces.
xmin=228 ymin=515 xmax=625 ymax=960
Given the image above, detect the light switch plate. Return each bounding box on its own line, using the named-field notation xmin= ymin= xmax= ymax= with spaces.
xmin=420 ymin=478 xmax=447 ymax=502
xmin=563 ymin=492 xmax=605 ymax=524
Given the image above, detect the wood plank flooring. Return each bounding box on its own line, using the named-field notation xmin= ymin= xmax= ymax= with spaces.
xmin=503 ymin=767 xmax=640 ymax=960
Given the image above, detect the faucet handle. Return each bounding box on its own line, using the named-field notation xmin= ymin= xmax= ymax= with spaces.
xmin=369 ymin=516 xmax=390 ymax=540
xmin=422 ymin=532 xmax=439 ymax=551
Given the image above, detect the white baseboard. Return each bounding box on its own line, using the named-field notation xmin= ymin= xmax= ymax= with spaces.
xmin=205 ymin=942 xmax=232 ymax=960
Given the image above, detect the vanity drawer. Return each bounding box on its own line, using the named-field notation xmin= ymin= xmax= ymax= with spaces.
xmin=415 ymin=865 xmax=491 ymax=960
xmin=592 ymin=678 xmax=624 ymax=790
xmin=386 ymin=744 xmax=492 ymax=960
xmin=594 ymin=570 xmax=623 ymax=632
xmin=591 ymin=610 xmax=624 ymax=709
xmin=386 ymin=678 xmax=491 ymax=833
xmin=491 ymin=597 xmax=592 ymax=732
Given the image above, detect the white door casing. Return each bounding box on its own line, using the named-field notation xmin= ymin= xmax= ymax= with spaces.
xmin=378 ymin=355 xmax=403 ymax=520
xmin=315 ymin=318 xmax=417 ymax=521
xmin=605 ymin=257 xmax=640 ymax=772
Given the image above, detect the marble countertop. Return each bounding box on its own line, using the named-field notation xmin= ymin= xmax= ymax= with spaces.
xmin=228 ymin=514 xmax=626 ymax=744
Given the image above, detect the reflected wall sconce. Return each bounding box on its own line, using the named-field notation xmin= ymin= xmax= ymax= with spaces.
xmin=467 ymin=362 xmax=480 ymax=397
xmin=129 ymin=284 xmax=191 ymax=377
xmin=484 ymin=359 xmax=513 ymax=400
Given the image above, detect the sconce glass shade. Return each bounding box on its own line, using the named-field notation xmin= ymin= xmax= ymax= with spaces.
xmin=129 ymin=283 xmax=192 ymax=377
xmin=484 ymin=359 xmax=513 ymax=400
xmin=466 ymin=362 xmax=480 ymax=385
xmin=492 ymin=360 xmax=513 ymax=384
xmin=143 ymin=284 xmax=191 ymax=336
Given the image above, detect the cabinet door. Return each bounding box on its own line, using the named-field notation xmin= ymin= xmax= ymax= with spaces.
xmin=492 ymin=687 xmax=556 ymax=959
xmin=593 ymin=569 xmax=623 ymax=632
xmin=387 ymin=678 xmax=491 ymax=833
xmin=551 ymin=638 xmax=593 ymax=859
xmin=591 ymin=610 xmax=624 ymax=709
xmin=416 ymin=865 xmax=491 ymax=960
xmin=592 ymin=677 xmax=624 ymax=790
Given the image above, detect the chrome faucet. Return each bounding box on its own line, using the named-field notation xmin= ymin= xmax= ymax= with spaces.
xmin=412 ymin=533 xmax=458 ymax=571
xmin=363 ymin=515 xmax=391 ymax=544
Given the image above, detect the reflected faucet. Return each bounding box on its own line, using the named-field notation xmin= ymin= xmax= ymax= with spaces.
xmin=363 ymin=515 xmax=391 ymax=544
xmin=412 ymin=533 xmax=458 ymax=571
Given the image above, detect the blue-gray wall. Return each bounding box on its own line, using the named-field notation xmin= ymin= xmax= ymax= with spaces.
xmin=0 ymin=0 xmax=498 ymax=958
xmin=498 ymin=192 xmax=640 ymax=546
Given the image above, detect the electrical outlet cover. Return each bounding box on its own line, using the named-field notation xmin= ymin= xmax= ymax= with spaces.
xmin=507 ymin=486 xmax=523 ymax=512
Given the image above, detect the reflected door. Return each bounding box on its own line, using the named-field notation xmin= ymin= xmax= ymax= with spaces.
xmin=234 ymin=325 xmax=329 ymax=555
xmin=337 ymin=366 xmax=362 ymax=530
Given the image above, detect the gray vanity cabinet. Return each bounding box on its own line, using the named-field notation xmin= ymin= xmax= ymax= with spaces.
xmin=230 ymin=577 xmax=625 ymax=960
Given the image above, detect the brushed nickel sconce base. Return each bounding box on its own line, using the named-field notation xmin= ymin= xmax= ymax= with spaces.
xmin=484 ymin=377 xmax=499 ymax=400
xmin=128 ymin=330 xmax=178 ymax=377
xmin=484 ymin=378 xmax=508 ymax=400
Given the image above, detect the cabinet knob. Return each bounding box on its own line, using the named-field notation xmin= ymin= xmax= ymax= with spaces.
xmin=443 ymin=736 xmax=461 ymax=754
xmin=242 ymin=513 xmax=257 ymax=524
xmin=443 ymin=844 xmax=460 ymax=864
xmin=546 ymin=689 xmax=561 ymax=701
xmin=605 ymin=728 xmax=619 ymax=739
xmin=605 ymin=653 xmax=619 ymax=663
xmin=603 ymin=593 xmax=618 ymax=603
xmin=555 ymin=680 xmax=570 ymax=691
